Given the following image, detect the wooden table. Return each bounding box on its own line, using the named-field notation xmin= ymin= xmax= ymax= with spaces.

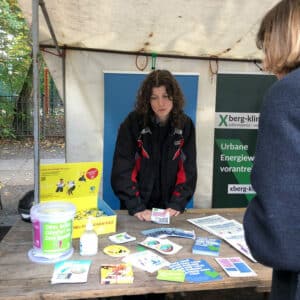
xmin=0 ymin=208 xmax=272 ymax=300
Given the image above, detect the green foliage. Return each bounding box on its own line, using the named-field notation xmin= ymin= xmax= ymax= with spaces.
xmin=0 ymin=1 xmax=63 ymax=138
xmin=0 ymin=98 xmax=16 ymax=138
xmin=0 ymin=0 xmax=32 ymax=95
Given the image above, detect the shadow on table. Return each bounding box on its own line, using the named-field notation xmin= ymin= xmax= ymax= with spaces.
xmin=0 ymin=226 xmax=10 ymax=241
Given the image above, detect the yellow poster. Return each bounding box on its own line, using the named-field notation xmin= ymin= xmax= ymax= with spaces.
xmin=40 ymin=162 xmax=102 ymax=211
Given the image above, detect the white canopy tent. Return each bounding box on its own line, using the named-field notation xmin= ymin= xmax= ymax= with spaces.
xmin=19 ymin=0 xmax=279 ymax=59
xmin=17 ymin=0 xmax=280 ymax=208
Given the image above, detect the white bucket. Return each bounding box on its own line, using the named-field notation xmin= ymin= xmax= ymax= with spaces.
xmin=28 ymin=201 xmax=76 ymax=264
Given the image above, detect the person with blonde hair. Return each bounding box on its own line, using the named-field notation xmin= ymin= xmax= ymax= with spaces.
xmin=243 ymin=1 xmax=300 ymax=299
xmin=111 ymin=69 xmax=197 ymax=222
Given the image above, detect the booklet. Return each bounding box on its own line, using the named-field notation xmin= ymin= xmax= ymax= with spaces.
xmin=215 ymin=257 xmax=257 ymax=277
xmin=122 ymin=250 xmax=170 ymax=273
xmin=192 ymin=237 xmax=221 ymax=256
xmin=139 ymin=237 xmax=182 ymax=255
xmin=100 ymin=263 xmax=134 ymax=284
xmin=51 ymin=260 xmax=91 ymax=284
xmin=169 ymin=258 xmax=222 ymax=283
xmin=141 ymin=227 xmax=196 ymax=239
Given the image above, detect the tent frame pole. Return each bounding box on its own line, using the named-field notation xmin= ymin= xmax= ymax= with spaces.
xmin=39 ymin=0 xmax=62 ymax=57
xmin=32 ymin=0 xmax=66 ymax=204
xmin=32 ymin=0 xmax=40 ymax=205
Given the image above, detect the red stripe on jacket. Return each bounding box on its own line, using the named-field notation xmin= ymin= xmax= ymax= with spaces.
xmin=173 ymin=158 xmax=186 ymax=196
xmin=131 ymin=155 xmax=141 ymax=183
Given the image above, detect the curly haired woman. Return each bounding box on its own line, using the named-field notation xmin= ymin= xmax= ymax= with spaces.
xmin=111 ymin=69 xmax=197 ymax=221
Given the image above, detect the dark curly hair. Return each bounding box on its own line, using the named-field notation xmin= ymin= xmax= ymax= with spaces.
xmin=135 ymin=70 xmax=186 ymax=128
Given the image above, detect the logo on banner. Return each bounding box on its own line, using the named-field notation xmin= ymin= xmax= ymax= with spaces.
xmin=215 ymin=113 xmax=259 ymax=129
xmin=228 ymin=184 xmax=256 ymax=194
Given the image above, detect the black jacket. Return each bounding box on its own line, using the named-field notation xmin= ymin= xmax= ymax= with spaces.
xmin=111 ymin=111 xmax=197 ymax=215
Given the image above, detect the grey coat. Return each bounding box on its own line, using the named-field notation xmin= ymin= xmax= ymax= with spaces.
xmin=244 ymin=67 xmax=300 ymax=300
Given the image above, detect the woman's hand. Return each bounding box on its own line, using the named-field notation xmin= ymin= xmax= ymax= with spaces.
xmin=165 ymin=208 xmax=181 ymax=217
xmin=134 ymin=209 xmax=152 ymax=221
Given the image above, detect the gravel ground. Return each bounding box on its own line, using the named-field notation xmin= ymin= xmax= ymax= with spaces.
xmin=0 ymin=138 xmax=65 ymax=224
xmin=0 ymin=137 xmax=65 ymax=160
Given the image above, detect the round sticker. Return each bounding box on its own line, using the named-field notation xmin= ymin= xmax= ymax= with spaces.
xmin=103 ymin=245 xmax=130 ymax=257
xmin=159 ymin=244 xmax=174 ymax=252
xmin=147 ymin=240 xmax=160 ymax=246
xmin=86 ymin=168 xmax=99 ymax=180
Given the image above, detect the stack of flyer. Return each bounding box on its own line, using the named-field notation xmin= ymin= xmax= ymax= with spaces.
xmin=51 ymin=260 xmax=91 ymax=284
xmin=192 ymin=237 xmax=221 ymax=256
xmin=100 ymin=263 xmax=134 ymax=284
xmin=187 ymin=214 xmax=256 ymax=262
xmin=141 ymin=227 xmax=195 ymax=239
xmin=151 ymin=208 xmax=170 ymax=224
xmin=215 ymin=257 xmax=257 ymax=277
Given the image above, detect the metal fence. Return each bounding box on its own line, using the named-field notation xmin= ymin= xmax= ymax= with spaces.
xmin=0 ymin=95 xmax=65 ymax=138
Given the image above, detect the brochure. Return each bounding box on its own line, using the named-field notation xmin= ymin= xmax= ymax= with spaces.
xmin=51 ymin=260 xmax=91 ymax=284
xmin=141 ymin=227 xmax=196 ymax=239
xmin=169 ymin=258 xmax=222 ymax=283
xmin=122 ymin=250 xmax=170 ymax=273
xmin=187 ymin=214 xmax=256 ymax=262
xmin=215 ymin=257 xmax=257 ymax=277
xmin=192 ymin=237 xmax=221 ymax=256
xmin=151 ymin=208 xmax=170 ymax=224
xmin=109 ymin=232 xmax=136 ymax=244
xmin=203 ymin=219 xmax=244 ymax=239
xmin=100 ymin=263 xmax=134 ymax=284
xmin=139 ymin=237 xmax=182 ymax=255
xmin=223 ymin=233 xmax=256 ymax=262
xmin=187 ymin=214 xmax=228 ymax=229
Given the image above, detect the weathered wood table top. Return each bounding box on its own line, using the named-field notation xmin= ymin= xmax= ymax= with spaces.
xmin=0 ymin=208 xmax=272 ymax=300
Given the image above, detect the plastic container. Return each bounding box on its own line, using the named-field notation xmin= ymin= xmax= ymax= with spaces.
xmin=80 ymin=217 xmax=98 ymax=256
xmin=28 ymin=201 xmax=76 ymax=264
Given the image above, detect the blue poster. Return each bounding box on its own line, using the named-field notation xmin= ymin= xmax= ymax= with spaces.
xmin=103 ymin=72 xmax=199 ymax=209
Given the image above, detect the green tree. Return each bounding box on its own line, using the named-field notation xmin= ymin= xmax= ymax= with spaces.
xmin=0 ymin=0 xmax=32 ymax=137
xmin=0 ymin=0 xmax=63 ymax=138
xmin=0 ymin=0 xmax=32 ymax=95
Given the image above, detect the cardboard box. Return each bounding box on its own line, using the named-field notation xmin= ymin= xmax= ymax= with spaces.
xmin=72 ymin=200 xmax=116 ymax=238
xmin=39 ymin=162 xmax=117 ymax=239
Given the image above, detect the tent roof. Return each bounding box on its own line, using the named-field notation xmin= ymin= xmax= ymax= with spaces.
xmin=18 ymin=0 xmax=279 ymax=60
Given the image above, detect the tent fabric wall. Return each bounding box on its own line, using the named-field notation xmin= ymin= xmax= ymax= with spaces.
xmin=43 ymin=50 xmax=263 ymax=208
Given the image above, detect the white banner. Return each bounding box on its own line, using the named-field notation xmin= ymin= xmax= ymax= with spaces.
xmin=215 ymin=112 xmax=259 ymax=129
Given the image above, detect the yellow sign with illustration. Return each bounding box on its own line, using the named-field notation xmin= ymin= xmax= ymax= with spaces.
xmin=40 ymin=162 xmax=116 ymax=238
xmin=40 ymin=162 xmax=102 ymax=209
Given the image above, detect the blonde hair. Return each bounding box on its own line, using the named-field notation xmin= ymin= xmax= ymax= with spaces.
xmin=257 ymin=0 xmax=300 ymax=74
